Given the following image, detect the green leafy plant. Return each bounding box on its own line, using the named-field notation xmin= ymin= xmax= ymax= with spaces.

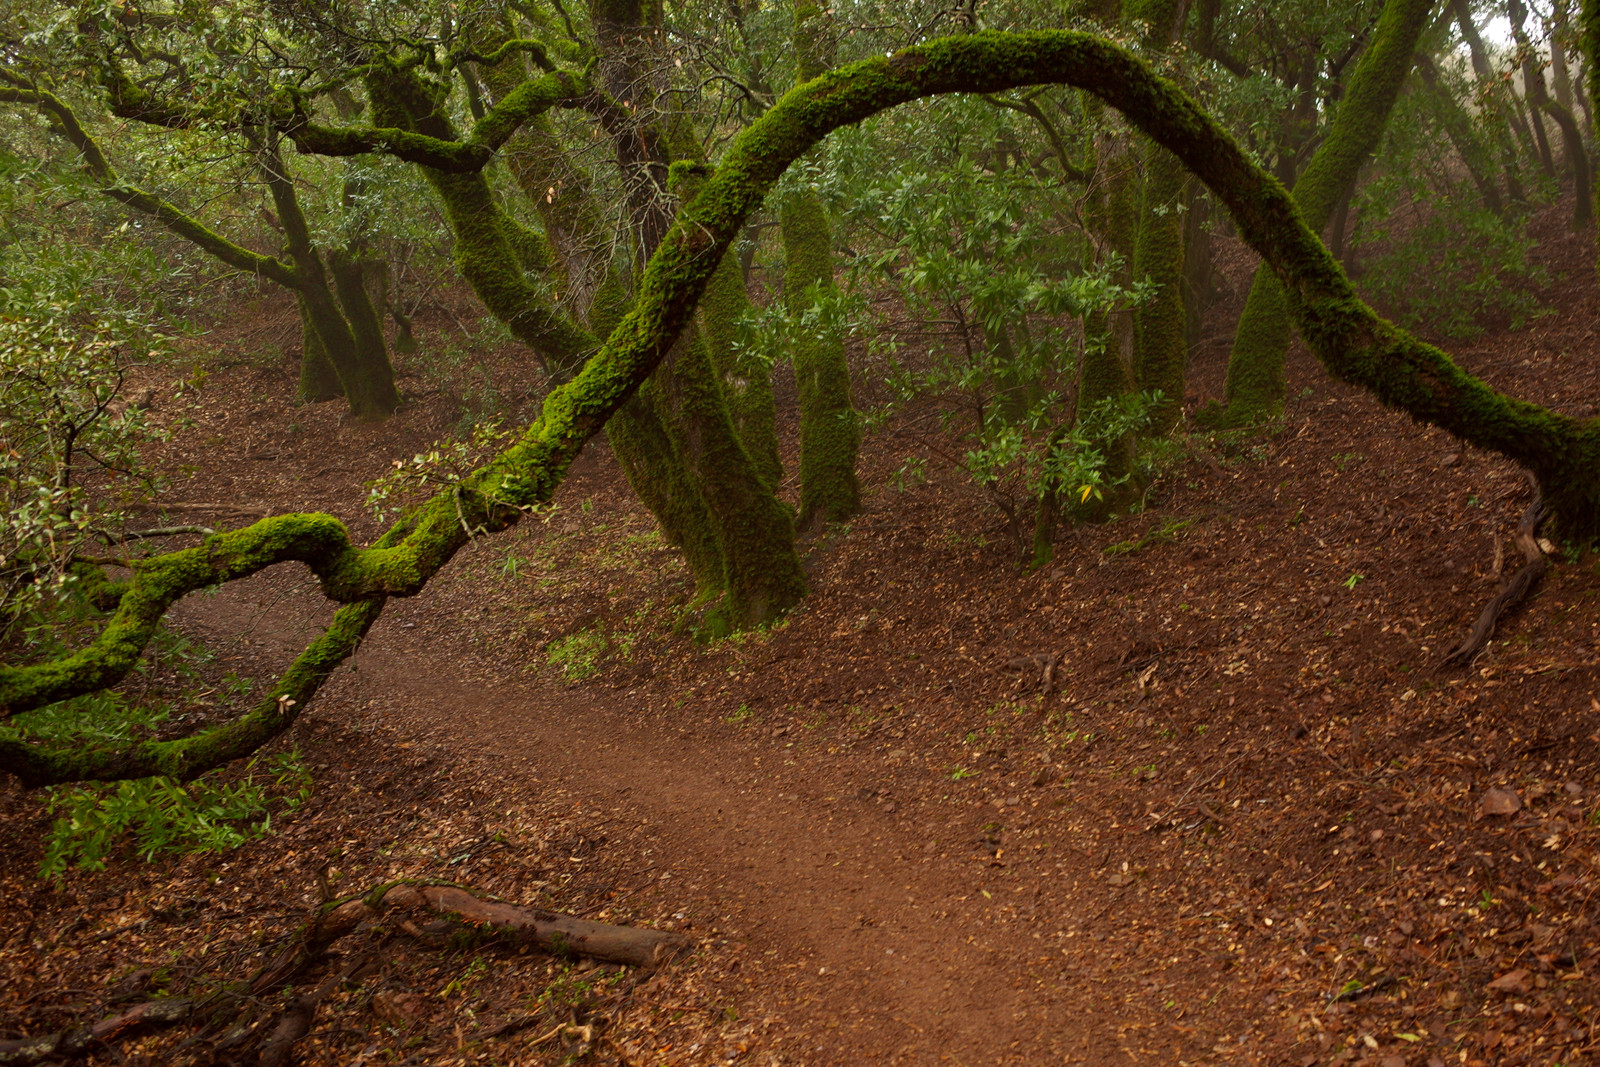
xmin=365 ymin=418 xmax=517 ymax=523
xmin=39 ymin=751 xmax=312 ymax=879
xmin=0 ymin=309 xmax=169 ymax=634
xmin=545 ymin=629 xmax=609 ymax=681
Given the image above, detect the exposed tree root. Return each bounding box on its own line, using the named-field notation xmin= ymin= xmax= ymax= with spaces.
xmin=0 ymin=881 xmax=689 ymax=1065
xmin=0 ymin=997 xmax=198 ymax=1065
xmin=1442 ymin=494 xmax=1552 ymax=667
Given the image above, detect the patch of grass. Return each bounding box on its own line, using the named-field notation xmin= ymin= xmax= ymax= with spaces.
xmin=545 ymin=630 xmax=609 ymax=681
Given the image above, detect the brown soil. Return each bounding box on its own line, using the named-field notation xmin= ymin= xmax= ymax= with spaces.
xmin=4 ymin=199 xmax=1600 ymax=1067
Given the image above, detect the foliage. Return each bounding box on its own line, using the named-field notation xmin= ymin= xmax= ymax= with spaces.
xmin=0 ymin=307 xmax=166 ymax=633
xmin=39 ymin=750 xmax=312 ymax=878
xmin=962 ymin=391 xmax=1160 ymax=518
xmin=365 ymin=418 xmax=517 ymax=523
xmin=816 ymin=101 xmax=1155 ymax=543
xmin=1351 ymin=94 xmax=1549 ymax=339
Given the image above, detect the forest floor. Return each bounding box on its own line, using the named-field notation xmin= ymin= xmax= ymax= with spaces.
xmin=5 ymin=200 xmax=1600 ymax=1067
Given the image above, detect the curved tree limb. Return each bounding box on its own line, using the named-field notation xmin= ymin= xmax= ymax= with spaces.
xmin=278 ymin=67 xmax=593 ymax=169
xmin=8 ymin=28 xmax=1599 ymax=786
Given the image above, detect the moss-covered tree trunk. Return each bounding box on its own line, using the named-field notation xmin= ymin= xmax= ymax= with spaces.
xmin=328 ymin=250 xmax=402 ymax=405
xmin=651 ymin=326 xmax=806 ymax=626
xmin=780 ymin=0 xmax=862 ymax=529
xmin=468 ymin=33 xmax=732 ymax=595
xmin=1213 ymin=0 xmax=1433 ymax=426
xmin=295 ymin=293 xmax=344 ymax=402
xmin=588 ymin=0 xmax=806 ymax=619
xmin=1126 ymin=0 xmax=1189 ymax=436
xmin=1076 ymin=129 xmax=1141 ymax=523
xmin=676 ymin=168 xmax=784 ymax=489
xmin=607 ymin=389 xmax=728 ymax=598
xmin=257 ymin=137 xmax=400 ymax=419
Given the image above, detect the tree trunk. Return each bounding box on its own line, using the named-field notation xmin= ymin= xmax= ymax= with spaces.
xmin=1585 ymin=0 xmax=1600 ymax=258
xmin=1454 ymin=0 xmax=1531 ymax=203
xmin=698 ymin=212 xmax=783 ymax=490
xmin=467 ymin=35 xmax=731 ymax=595
xmin=1132 ymin=147 xmax=1188 ymax=434
xmin=780 ymin=188 xmax=863 ymax=528
xmin=1076 ymin=131 xmax=1141 ymax=521
xmin=1180 ymin=182 xmax=1213 ymax=361
xmin=295 ymin=294 xmax=344 ymax=403
xmin=606 ymin=391 xmax=728 ymax=599
xmin=1415 ymin=54 xmax=1507 ymax=216
xmin=1511 ymin=0 xmax=1560 ymax=177
xmin=1215 ymin=0 xmax=1433 ymax=426
xmin=328 ymin=251 xmax=403 ymax=412
xmin=1514 ymin=0 xmax=1595 ymax=227
xmin=779 ymin=0 xmax=862 ymax=529
xmin=1126 ymin=0 xmax=1190 ymax=438
xmin=586 ymin=0 xmax=806 ymax=614
xmin=650 ymin=326 xmax=807 ymax=627
xmin=257 ymin=137 xmax=398 ymax=419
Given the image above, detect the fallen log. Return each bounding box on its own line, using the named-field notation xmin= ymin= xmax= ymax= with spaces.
xmin=0 ymin=997 xmax=197 ymax=1065
xmin=386 ymin=884 xmax=691 ymax=969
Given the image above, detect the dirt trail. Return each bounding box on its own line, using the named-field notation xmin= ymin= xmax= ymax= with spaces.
xmin=180 ymin=582 xmax=1172 ymax=1065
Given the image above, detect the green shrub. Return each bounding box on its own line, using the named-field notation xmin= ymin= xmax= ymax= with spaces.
xmin=39 ymin=751 xmax=313 ymax=879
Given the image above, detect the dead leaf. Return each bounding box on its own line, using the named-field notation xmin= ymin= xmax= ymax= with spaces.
xmin=373 ymin=991 xmax=429 ymax=1027
xmin=1479 ymin=787 xmax=1521 ymax=816
xmin=1485 ymin=968 xmax=1530 ymax=995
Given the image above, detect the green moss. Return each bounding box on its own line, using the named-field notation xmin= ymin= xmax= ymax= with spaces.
xmin=329 ymin=251 xmax=402 ymax=414
xmin=1076 ymin=137 xmax=1140 ymax=518
xmin=780 ymin=188 xmax=861 ymax=528
xmin=1132 ymin=147 xmax=1187 ymax=433
xmin=650 ymin=319 xmax=807 ymax=626
xmin=671 ymin=167 xmax=783 ymax=489
xmin=296 ymin=293 xmax=344 ymax=402
xmin=605 ymin=394 xmax=727 ymax=597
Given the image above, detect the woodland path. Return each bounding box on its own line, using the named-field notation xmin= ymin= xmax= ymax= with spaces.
xmin=179 ymin=579 xmax=1187 ymax=1066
